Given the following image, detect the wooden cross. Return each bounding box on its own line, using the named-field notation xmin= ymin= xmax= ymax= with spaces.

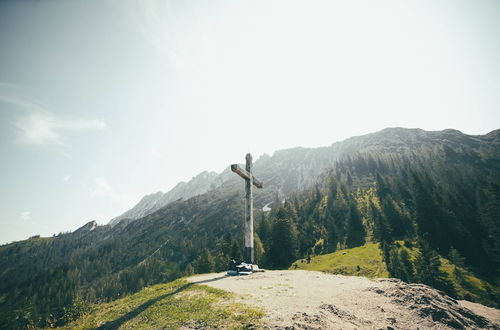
xmin=231 ymin=153 xmax=263 ymax=264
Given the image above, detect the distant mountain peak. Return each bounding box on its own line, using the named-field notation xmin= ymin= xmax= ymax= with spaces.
xmin=73 ymin=220 xmax=97 ymax=235
xmin=109 ymin=170 xmax=224 ymax=226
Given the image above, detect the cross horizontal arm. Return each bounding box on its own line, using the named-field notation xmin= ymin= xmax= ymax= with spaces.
xmin=230 ymin=164 xmax=263 ymax=188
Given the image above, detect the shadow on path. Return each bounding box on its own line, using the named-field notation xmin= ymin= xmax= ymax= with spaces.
xmin=191 ymin=274 xmax=228 ymax=284
xmin=96 ymin=275 xmax=228 ymax=329
xmin=96 ymin=283 xmax=193 ymax=330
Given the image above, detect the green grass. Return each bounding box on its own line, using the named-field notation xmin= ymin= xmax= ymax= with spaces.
xmin=56 ymin=278 xmax=264 ymax=329
xmin=290 ymin=242 xmax=390 ymax=278
xmin=439 ymin=258 xmax=499 ymax=307
xmin=393 ymin=241 xmax=498 ymax=306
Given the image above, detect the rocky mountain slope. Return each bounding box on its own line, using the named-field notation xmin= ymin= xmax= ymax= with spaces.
xmin=109 ymin=171 xmax=223 ymax=226
xmin=1 ymin=127 xmax=499 ymax=329
xmin=109 ymin=127 xmax=500 ymax=226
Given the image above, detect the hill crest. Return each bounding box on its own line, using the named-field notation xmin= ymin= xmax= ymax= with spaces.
xmin=189 ymin=270 xmax=500 ymax=329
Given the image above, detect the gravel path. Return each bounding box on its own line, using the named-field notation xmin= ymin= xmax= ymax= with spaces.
xmin=189 ymin=270 xmax=500 ymax=329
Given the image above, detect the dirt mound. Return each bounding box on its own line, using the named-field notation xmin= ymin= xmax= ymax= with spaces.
xmin=290 ymin=304 xmax=375 ymax=329
xmin=369 ymin=279 xmax=496 ymax=329
xmin=189 ymin=270 xmax=500 ymax=329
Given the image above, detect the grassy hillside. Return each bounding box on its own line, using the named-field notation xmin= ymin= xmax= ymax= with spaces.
xmin=290 ymin=243 xmax=389 ymax=278
xmin=290 ymin=242 xmax=499 ymax=307
xmin=56 ymin=278 xmax=263 ymax=329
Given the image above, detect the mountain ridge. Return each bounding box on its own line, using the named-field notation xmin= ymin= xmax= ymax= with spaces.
xmin=107 ymin=127 xmax=500 ymax=227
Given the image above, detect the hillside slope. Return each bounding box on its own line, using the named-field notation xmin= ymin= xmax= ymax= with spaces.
xmin=57 ymin=278 xmax=264 ymax=329
xmin=291 ymin=242 xmax=390 ymax=278
xmin=57 ymin=271 xmax=500 ymax=329
xmin=291 ymin=242 xmax=499 ymax=307
xmin=1 ymin=127 xmax=499 ymax=329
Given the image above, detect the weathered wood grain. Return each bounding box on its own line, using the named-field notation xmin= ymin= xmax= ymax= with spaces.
xmin=230 ymin=164 xmax=263 ymax=188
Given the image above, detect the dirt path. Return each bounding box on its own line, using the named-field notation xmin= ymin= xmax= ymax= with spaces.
xmin=189 ymin=270 xmax=500 ymax=329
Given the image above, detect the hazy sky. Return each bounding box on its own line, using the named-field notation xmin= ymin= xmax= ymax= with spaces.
xmin=0 ymin=0 xmax=499 ymax=244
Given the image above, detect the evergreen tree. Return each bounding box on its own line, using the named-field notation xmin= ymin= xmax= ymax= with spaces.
xmin=376 ymin=172 xmax=390 ymax=199
xmin=448 ymin=247 xmax=466 ymax=269
xmin=415 ymin=240 xmax=442 ymax=287
xmin=257 ymin=213 xmax=271 ymax=243
xmin=265 ymin=217 xmax=298 ymax=269
xmin=346 ymin=201 xmax=365 ymax=247
xmin=399 ymin=249 xmax=415 ymax=282
xmin=386 ymin=247 xmax=415 ymax=283
xmin=410 ymin=172 xmax=445 ymax=249
xmin=370 ymin=200 xmax=392 ymax=264
xmin=194 ymin=249 xmax=215 ymax=274
xmin=387 ymin=247 xmax=402 ymax=278
xmin=230 ymin=241 xmax=242 ymax=261
xmin=213 ymin=253 xmax=228 ymax=272
xmin=381 ymin=197 xmax=408 ymax=238
xmin=414 ymin=240 xmax=455 ymax=294
xmin=184 ymin=264 xmax=195 ymax=276
xmin=325 ymin=217 xmax=338 ymax=253
xmin=254 ymin=233 xmax=265 ymax=265
xmin=478 ymin=180 xmax=500 ymax=275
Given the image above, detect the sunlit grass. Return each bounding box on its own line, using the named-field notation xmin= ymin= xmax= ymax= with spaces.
xmin=290 ymin=242 xmax=390 ymax=278
xmin=439 ymin=258 xmax=499 ymax=306
xmin=57 ymin=278 xmax=264 ymax=329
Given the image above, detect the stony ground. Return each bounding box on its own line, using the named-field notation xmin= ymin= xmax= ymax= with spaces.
xmin=188 ymin=270 xmax=500 ymax=329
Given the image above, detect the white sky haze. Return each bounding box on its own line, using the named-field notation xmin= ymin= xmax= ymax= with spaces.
xmin=0 ymin=0 xmax=499 ymax=243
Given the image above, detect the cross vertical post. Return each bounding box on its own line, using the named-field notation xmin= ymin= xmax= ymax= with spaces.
xmin=231 ymin=153 xmax=263 ymax=265
xmin=245 ymin=153 xmax=254 ymax=264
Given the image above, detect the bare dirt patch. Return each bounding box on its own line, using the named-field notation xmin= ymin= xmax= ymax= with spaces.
xmin=189 ymin=270 xmax=500 ymax=329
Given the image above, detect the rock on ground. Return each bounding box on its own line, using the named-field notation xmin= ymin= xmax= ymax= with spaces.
xmin=188 ymin=270 xmax=500 ymax=329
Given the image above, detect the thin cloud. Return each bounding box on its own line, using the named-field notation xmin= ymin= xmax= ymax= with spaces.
xmin=20 ymin=211 xmax=32 ymax=221
xmin=13 ymin=111 xmax=105 ymax=146
xmin=123 ymin=0 xmax=208 ymax=72
xmin=92 ymin=177 xmax=116 ymax=198
xmin=62 ymin=175 xmax=71 ymax=182
xmin=90 ymin=177 xmax=141 ymax=223
xmin=124 ymin=1 xmax=175 ymax=60
xmin=0 ymin=82 xmax=46 ymax=111
xmin=0 ymin=82 xmax=106 ymax=147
